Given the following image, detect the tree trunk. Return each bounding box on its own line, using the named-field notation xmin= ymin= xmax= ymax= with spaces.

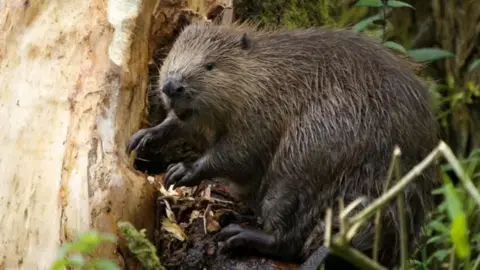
xmin=0 ymin=0 xmax=222 ymax=268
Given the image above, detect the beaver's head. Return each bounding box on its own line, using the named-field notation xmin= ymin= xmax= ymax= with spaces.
xmin=158 ymin=23 xmax=254 ymax=121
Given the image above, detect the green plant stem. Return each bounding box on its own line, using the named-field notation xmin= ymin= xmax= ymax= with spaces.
xmin=339 ymin=198 xmax=346 ymax=244
xmin=373 ymin=147 xmax=401 ymax=262
xmin=473 ymin=254 xmax=480 ymax=269
xmin=349 ymin=141 xmax=480 ymax=225
xmin=340 ymin=197 xmax=367 ymax=220
xmin=342 ymin=141 xmax=480 ymax=270
xmin=324 ymin=208 xmax=333 ymax=247
xmin=439 ymin=143 xmax=480 ymax=207
xmin=349 ymin=142 xmax=443 ymax=225
xmin=449 ymin=249 xmax=456 ymax=270
xmin=329 ymin=237 xmax=388 ymax=270
xmin=381 ymin=0 xmax=387 ymax=43
xmin=395 ymin=156 xmax=408 ymax=270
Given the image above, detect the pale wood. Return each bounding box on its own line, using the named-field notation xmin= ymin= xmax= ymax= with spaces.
xmin=220 ymin=0 xmax=234 ymax=25
xmin=0 ymin=0 xmax=218 ymax=269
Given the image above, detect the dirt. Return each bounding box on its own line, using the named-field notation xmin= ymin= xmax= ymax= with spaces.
xmin=148 ymin=177 xmax=299 ymax=270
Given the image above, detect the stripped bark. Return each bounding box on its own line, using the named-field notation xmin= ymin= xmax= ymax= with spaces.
xmin=0 ymin=0 xmax=219 ymax=268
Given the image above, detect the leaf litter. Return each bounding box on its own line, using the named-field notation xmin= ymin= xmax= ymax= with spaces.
xmin=148 ymin=175 xmax=292 ymax=269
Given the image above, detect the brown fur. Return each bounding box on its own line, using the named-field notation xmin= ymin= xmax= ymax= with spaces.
xmin=149 ymin=22 xmax=440 ymax=268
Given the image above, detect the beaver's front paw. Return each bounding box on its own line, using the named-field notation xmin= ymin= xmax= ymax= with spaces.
xmin=126 ymin=128 xmax=157 ymax=156
xmin=164 ymin=162 xmax=204 ymax=189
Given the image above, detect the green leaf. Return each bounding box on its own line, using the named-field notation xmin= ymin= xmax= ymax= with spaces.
xmin=355 ymin=0 xmax=414 ymax=8
xmin=355 ymin=0 xmax=382 ymax=7
xmin=427 ymin=220 xmax=449 ymax=233
xmin=90 ymin=259 xmax=120 ymax=270
xmin=352 ymin=14 xmax=382 ymax=32
xmin=429 ymin=250 xmax=450 ymax=263
xmin=470 ymin=148 xmax=480 ymax=157
xmin=442 ymin=172 xmax=471 ymax=260
xmin=383 ymin=41 xmax=407 ymax=53
xmin=407 ymin=48 xmax=455 ymax=62
xmin=55 ymin=243 xmax=72 ymax=260
xmin=388 ymin=1 xmax=415 ymax=9
xmin=442 ymin=173 xmax=463 ymax=220
xmin=450 ymin=214 xmax=470 ymax=259
xmin=67 ymin=231 xmax=103 ymax=254
xmin=68 ymin=254 xmax=85 ymax=267
xmin=426 ymin=234 xmax=447 ymax=245
xmin=467 ymin=59 xmax=480 ymax=73
xmin=466 ymin=156 xmax=480 ymax=177
xmin=437 ymin=201 xmax=449 ymax=213
xmin=432 ymin=186 xmax=446 ymax=195
xmin=409 ymin=260 xmax=428 ymax=270
xmin=51 ymin=258 xmax=68 ymax=270
xmin=68 ymin=231 xmax=118 ymax=254
xmin=99 ymin=233 xmax=118 ymax=243
xmin=472 ymin=233 xmax=480 ymax=242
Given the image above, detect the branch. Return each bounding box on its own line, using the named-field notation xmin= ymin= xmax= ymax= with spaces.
xmin=395 ymin=153 xmax=408 ymax=270
xmin=438 ymin=142 xmax=480 ymax=207
xmin=330 ymin=140 xmax=480 ymax=269
xmin=373 ymin=147 xmax=401 ymax=261
xmin=348 ymin=142 xmax=443 ymax=224
xmin=329 ymin=238 xmax=388 ymax=270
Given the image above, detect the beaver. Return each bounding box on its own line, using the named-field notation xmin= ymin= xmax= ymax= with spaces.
xmin=130 ymin=107 xmax=206 ymax=174
xmin=126 ymin=22 xmax=440 ymax=269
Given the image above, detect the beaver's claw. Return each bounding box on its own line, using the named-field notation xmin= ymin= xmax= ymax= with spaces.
xmin=126 ymin=128 xmax=156 ymax=156
xmin=164 ymin=162 xmax=204 ymax=189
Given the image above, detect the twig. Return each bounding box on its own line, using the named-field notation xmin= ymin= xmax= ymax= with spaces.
xmin=449 ymin=248 xmax=456 ymax=270
xmin=340 ymin=197 xmax=367 ymax=220
xmin=395 ymin=154 xmax=408 ymax=270
xmin=324 ymin=140 xmax=480 ymax=270
xmin=341 ymin=197 xmax=368 ymax=242
xmin=346 ymin=221 xmax=365 ymax=242
xmin=203 ymin=203 xmax=211 ymax=234
xmin=349 ymin=141 xmax=480 ymax=228
xmin=472 ymin=254 xmax=480 ymax=269
xmin=329 ymin=237 xmax=388 ymax=270
xmin=338 ymin=199 xmax=347 ymax=245
xmin=373 ymin=147 xmax=401 ymax=262
xmin=349 ymin=143 xmax=443 ymax=224
xmin=439 ymin=143 xmax=480 ymax=207
xmin=381 ymin=0 xmax=388 ymax=43
xmin=324 ymin=208 xmax=333 ymax=248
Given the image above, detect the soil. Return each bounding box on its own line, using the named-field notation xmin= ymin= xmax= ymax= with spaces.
xmin=149 ymin=177 xmax=299 ymax=270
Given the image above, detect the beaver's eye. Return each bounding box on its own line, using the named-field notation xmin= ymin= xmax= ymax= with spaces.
xmin=205 ymin=63 xmax=215 ymax=71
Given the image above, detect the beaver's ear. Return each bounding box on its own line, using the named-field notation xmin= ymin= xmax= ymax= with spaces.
xmin=240 ymin=33 xmax=252 ymax=50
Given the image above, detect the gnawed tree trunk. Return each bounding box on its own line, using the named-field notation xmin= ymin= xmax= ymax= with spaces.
xmin=0 ymin=0 xmax=222 ymax=268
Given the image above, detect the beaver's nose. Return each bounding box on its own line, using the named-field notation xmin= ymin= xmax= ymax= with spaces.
xmin=162 ymin=79 xmax=185 ymax=97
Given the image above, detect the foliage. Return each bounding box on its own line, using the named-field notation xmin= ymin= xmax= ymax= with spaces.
xmin=51 ymin=231 xmax=119 ymax=270
xmin=468 ymin=59 xmax=480 ymax=73
xmin=117 ymin=221 xmax=165 ymax=270
xmin=51 ymin=222 xmax=165 ymax=270
xmin=321 ymin=141 xmax=480 ymax=270
xmin=407 ymin=48 xmax=455 ymax=62
xmin=235 ymin=0 xmax=368 ymax=29
xmin=411 ymin=149 xmax=480 ymax=269
xmin=355 ymin=0 xmax=414 ymax=9
xmin=430 ymin=75 xmax=480 ymax=131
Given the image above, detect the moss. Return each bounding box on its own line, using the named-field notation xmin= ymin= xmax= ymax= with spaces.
xmin=234 ymin=0 xmax=362 ymax=29
xmin=117 ymin=221 xmax=165 ymax=270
